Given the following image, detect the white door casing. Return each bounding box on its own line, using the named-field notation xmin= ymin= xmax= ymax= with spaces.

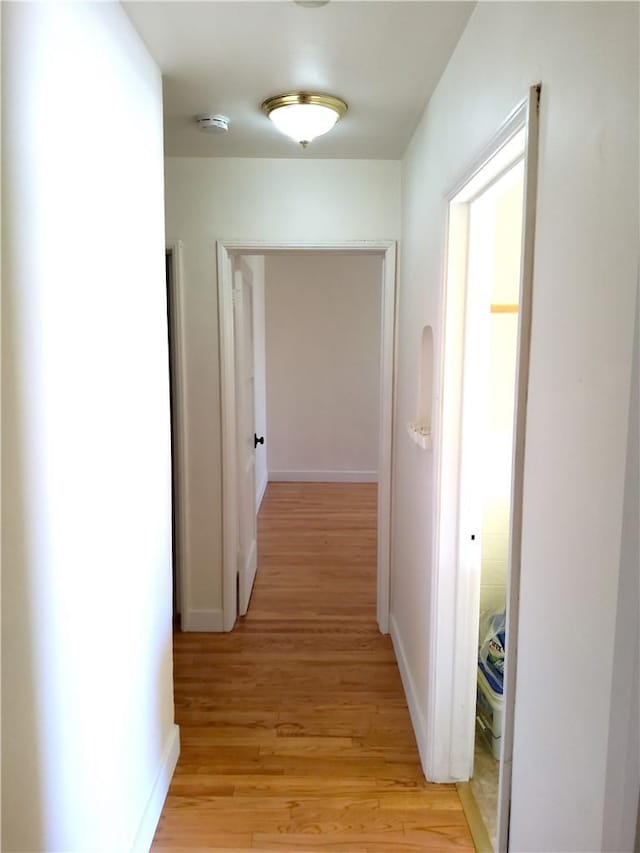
xmin=233 ymin=258 xmax=259 ymax=616
xmin=496 ymin=85 xmax=540 ymax=852
xmin=450 ymin=190 xmax=495 ymax=779
xmin=217 ymin=241 xmax=397 ymax=635
xmin=165 ymin=241 xmax=190 ymax=628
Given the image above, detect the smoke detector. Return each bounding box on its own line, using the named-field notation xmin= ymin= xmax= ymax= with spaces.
xmin=196 ymin=114 xmax=230 ymax=133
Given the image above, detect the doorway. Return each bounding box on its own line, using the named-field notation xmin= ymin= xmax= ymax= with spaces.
xmin=217 ymin=242 xmax=397 ymax=634
xmin=461 ymin=156 xmax=524 ymax=848
xmin=431 ymin=86 xmax=540 ymax=852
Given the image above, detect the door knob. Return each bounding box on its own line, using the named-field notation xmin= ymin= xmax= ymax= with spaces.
xmin=254 ymin=434 xmax=264 ymax=448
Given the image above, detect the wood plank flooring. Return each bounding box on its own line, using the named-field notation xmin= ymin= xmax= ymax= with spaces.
xmin=152 ymin=482 xmax=474 ymax=852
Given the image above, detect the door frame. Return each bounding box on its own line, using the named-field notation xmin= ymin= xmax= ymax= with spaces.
xmin=166 ymin=240 xmax=190 ymax=628
xmin=217 ymin=240 xmax=397 ymax=634
xmin=233 ymin=255 xmax=259 ymax=616
xmin=428 ymin=85 xmax=540 ymax=849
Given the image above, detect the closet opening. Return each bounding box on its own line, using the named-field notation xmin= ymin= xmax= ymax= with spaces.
xmin=431 ymin=85 xmax=540 ymax=852
xmin=461 ymin=154 xmax=524 ymax=848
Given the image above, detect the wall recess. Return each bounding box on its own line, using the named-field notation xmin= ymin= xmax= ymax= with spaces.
xmin=408 ymin=324 xmax=434 ymax=450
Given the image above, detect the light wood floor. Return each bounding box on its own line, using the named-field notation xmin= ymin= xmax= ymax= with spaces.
xmin=152 ymin=482 xmax=475 ymax=852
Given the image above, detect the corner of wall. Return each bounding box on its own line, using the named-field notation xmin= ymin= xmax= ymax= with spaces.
xmin=130 ymin=725 xmax=180 ymax=853
xmin=389 ymin=614 xmax=429 ymax=780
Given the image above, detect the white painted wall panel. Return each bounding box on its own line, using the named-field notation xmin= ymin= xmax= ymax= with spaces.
xmin=265 ymin=253 xmax=382 ymax=480
xmin=2 ymin=3 xmax=175 ymax=849
xmin=395 ymin=2 xmax=638 ymax=849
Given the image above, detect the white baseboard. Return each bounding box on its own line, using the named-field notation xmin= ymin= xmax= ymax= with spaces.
xmin=181 ymin=608 xmax=224 ymax=632
xmin=256 ymin=472 xmax=268 ymax=510
xmin=269 ymin=470 xmax=378 ymax=483
xmin=390 ymin=613 xmax=429 ymax=780
xmin=130 ymin=723 xmax=180 ymax=853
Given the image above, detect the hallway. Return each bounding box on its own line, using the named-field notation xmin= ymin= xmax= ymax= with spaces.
xmin=152 ymin=483 xmax=474 ymax=850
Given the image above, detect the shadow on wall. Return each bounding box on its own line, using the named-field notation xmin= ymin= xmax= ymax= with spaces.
xmin=2 ymin=259 xmax=45 ymax=848
xmin=602 ymin=281 xmax=640 ymax=852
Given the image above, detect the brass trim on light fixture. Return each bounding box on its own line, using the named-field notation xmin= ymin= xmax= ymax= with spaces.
xmin=261 ymin=92 xmax=348 ymax=118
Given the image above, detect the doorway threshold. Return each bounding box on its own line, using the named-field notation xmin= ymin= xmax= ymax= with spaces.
xmin=457 ymin=781 xmax=493 ymax=853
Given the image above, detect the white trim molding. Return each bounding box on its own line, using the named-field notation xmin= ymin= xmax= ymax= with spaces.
xmin=181 ymin=608 xmax=225 ymax=633
xmin=496 ymin=83 xmax=541 ymax=853
xmin=130 ymin=724 xmax=180 ymax=853
xmin=269 ymin=470 xmax=378 ymax=483
xmin=390 ymin=615 xmax=429 ymax=779
xmin=166 ymin=242 xmax=190 ymax=629
xmin=218 ymin=240 xmax=397 ymax=636
xmin=256 ymin=471 xmax=269 ymax=511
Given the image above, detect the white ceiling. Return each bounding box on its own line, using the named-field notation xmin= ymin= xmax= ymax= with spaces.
xmin=123 ymin=1 xmax=475 ymax=159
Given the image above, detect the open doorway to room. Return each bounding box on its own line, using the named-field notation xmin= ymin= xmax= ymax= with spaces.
xmin=217 ymin=243 xmax=396 ymax=634
xmin=433 ymin=86 xmax=540 ymax=853
xmin=461 ymin=156 xmax=524 ymax=847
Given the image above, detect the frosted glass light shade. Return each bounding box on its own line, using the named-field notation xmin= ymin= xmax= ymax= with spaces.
xmin=269 ymin=103 xmax=338 ymax=144
xmin=262 ymin=93 xmax=347 ymax=147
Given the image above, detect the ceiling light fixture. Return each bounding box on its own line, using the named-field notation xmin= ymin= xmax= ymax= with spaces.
xmin=261 ymin=93 xmax=347 ymax=148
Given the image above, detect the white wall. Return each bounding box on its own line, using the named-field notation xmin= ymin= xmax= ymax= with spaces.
xmin=164 ymin=157 xmax=400 ymax=627
xmin=393 ymin=2 xmax=638 ymax=850
xmin=479 ymin=314 xmax=518 ymax=615
xmin=247 ymin=255 xmax=268 ymax=508
xmin=2 ymin=4 xmax=177 ymax=850
xmin=265 ymin=253 xmax=382 ymax=481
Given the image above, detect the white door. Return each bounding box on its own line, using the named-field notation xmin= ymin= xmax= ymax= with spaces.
xmin=233 ymin=259 xmax=259 ymax=616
